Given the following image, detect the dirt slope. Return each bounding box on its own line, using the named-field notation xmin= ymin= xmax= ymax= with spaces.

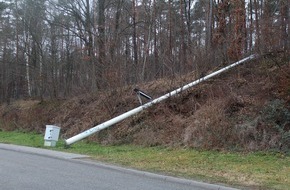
xmin=0 ymin=58 xmax=289 ymax=151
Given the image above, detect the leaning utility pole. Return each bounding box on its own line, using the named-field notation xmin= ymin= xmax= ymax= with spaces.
xmin=65 ymin=55 xmax=257 ymax=146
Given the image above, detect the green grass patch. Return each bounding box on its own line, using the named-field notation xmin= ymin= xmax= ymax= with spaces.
xmin=1 ymin=131 xmax=290 ymax=190
xmin=0 ymin=131 xmax=44 ymax=147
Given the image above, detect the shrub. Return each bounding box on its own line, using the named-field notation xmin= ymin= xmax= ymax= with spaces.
xmin=183 ymin=99 xmax=238 ymax=150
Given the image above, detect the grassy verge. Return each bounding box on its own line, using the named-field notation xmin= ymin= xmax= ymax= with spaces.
xmin=0 ymin=131 xmax=289 ymax=190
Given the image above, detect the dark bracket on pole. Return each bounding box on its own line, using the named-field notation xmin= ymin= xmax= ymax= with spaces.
xmin=134 ymin=88 xmax=152 ymax=105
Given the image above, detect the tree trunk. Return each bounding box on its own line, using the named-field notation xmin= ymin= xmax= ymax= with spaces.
xmin=280 ymin=0 xmax=289 ymax=57
xmin=153 ymin=0 xmax=159 ymax=78
xmin=253 ymin=0 xmax=260 ymax=50
xmin=249 ymin=0 xmax=253 ymax=51
xmin=206 ymin=0 xmax=213 ymax=52
xmin=132 ymin=0 xmax=138 ymax=83
xmin=110 ymin=0 xmax=123 ymax=60
xmin=180 ymin=0 xmax=187 ymax=74
xmin=228 ymin=0 xmax=246 ymax=61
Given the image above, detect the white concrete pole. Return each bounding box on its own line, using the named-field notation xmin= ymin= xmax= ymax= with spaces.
xmin=65 ymin=54 xmax=257 ymax=145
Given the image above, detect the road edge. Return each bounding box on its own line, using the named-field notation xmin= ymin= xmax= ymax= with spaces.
xmin=0 ymin=143 xmax=240 ymax=190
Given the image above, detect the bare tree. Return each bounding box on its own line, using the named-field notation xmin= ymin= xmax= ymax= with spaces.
xmin=0 ymin=0 xmax=288 ymax=102
xmin=280 ymin=0 xmax=289 ymax=58
xmin=132 ymin=0 xmax=138 ymax=83
xmin=97 ymin=0 xmax=105 ymax=87
xmin=228 ymin=0 xmax=246 ymax=61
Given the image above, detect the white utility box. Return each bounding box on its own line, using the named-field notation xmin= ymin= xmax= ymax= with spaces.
xmin=44 ymin=125 xmax=60 ymax=147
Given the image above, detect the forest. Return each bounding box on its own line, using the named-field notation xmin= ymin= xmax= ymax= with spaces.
xmin=0 ymin=0 xmax=289 ymax=102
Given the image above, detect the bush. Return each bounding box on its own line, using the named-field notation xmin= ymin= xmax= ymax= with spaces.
xmin=261 ymin=99 xmax=290 ymax=151
xmin=183 ymin=99 xmax=238 ymax=150
xmin=235 ymin=99 xmax=290 ymax=151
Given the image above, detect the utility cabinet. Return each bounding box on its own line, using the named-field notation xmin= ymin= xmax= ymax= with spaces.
xmin=44 ymin=125 xmax=60 ymax=147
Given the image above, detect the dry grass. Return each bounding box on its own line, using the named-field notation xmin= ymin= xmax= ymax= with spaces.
xmin=0 ymin=58 xmax=289 ymax=151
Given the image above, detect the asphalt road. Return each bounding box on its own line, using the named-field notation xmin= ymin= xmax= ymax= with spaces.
xmin=0 ymin=144 xmax=239 ymax=190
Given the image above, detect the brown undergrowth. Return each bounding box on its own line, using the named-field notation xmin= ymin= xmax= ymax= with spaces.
xmin=0 ymin=58 xmax=289 ymax=151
